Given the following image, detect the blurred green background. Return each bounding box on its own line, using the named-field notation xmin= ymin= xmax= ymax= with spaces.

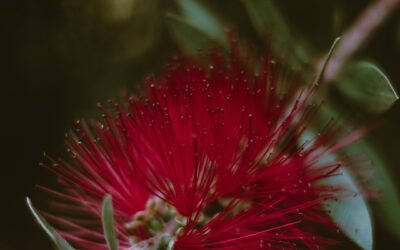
xmin=1 ymin=0 xmax=400 ymax=249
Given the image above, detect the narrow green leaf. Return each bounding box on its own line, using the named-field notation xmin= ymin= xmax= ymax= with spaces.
xmin=176 ymin=0 xmax=227 ymax=46
xmin=241 ymin=0 xmax=312 ymax=67
xmin=165 ymin=13 xmax=216 ymax=54
xmin=26 ymin=197 xmax=75 ymax=250
xmin=317 ymin=37 xmax=341 ymax=85
xmin=337 ymin=61 xmax=399 ymax=114
xmin=102 ymin=195 xmax=119 ymax=250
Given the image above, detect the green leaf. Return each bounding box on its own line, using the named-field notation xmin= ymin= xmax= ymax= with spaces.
xmin=312 ymin=102 xmax=400 ymax=239
xmin=337 ymin=61 xmax=399 ymax=114
xmin=323 ymin=166 xmax=373 ymax=250
xmin=165 ymin=13 xmax=216 ymax=54
xmin=176 ymin=0 xmax=227 ymax=46
xmin=102 ymin=195 xmax=119 ymax=250
xmin=241 ymin=0 xmax=312 ymax=67
xmin=300 ymin=132 xmax=373 ymax=249
xmin=326 ymin=59 xmax=400 ymax=237
xmin=26 ymin=197 xmax=75 ymax=250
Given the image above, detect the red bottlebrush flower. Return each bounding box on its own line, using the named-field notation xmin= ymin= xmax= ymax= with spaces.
xmin=38 ymin=49 xmax=361 ymax=250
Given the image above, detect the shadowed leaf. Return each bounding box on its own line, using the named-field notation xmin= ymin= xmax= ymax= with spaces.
xmin=176 ymin=0 xmax=227 ymax=46
xmin=241 ymin=0 xmax=312 ymax=67
xmin=165 ymin=13 xmax=217 ymax=54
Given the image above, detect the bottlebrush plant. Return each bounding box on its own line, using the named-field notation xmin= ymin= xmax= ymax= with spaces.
xmin=28 ymin=42 xmax=373 ymax=249
xmin=26 ymin=0 xmax=400 ymax=249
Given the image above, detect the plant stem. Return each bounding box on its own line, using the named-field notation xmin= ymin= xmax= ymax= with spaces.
xmin=321 ymin=0 xmax=400 ymax=83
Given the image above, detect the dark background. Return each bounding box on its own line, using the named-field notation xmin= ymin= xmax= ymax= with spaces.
xmin=1 ymin=0 xmax=400 ymax=249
